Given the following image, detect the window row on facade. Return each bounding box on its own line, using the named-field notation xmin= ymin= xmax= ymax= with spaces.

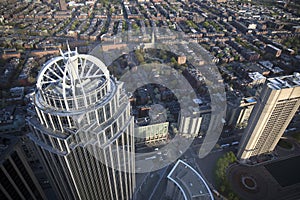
xmin=0 ymin=151 xmax=43 ymax=200
xmin=29 ymin=125 xmax=69 ymax=154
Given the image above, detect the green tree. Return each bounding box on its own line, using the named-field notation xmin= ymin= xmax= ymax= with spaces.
xmin=135 ymin=49 xmax=144 ymax=64
xmin=203 ymin=21 xmax=210 ymax=28
xmin=110 ymin=7 xmax=115 ymax=14
xmin=27 ymin=76 xmax=36 ymax=84
xmin=215 ymin=151 xmax=239 ymax=199
xmin=170 ymin=57 xmax=177 ymax=64
xmin=132 ymin=23 xmax=139 ymax=30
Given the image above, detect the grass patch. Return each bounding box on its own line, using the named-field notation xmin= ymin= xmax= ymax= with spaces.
xmin=278 ymin=139 xmax=293 ymax=149
xmin=291 ymin=132 xmax=300 ymax=143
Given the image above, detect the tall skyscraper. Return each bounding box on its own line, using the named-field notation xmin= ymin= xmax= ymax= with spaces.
xmin=27 ymin=49 xmax=135 ymax=200
xmin=238 ymin=73 xmax=300 ymax=162
xmin=0 ymin=136 xmax=46 ymax=200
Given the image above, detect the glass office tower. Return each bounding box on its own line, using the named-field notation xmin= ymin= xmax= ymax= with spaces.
xmin=27 ymin=49 xmax=135 ymax=200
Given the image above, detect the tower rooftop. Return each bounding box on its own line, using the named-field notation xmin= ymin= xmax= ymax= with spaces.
xmin=267 ymin=73 xmax=300 ymax=90
xmin=35 ymin=48 xmax=111 ymax=111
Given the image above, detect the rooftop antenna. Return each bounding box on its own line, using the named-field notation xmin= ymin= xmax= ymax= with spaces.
xmin=59 ymin=48 xmax=65 ymax=59
xmin=66 ymin=40 xmax=71 ymax=59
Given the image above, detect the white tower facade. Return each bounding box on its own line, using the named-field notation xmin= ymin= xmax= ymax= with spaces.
xmin=27 ymin=49 xmax=135 ymax=200
xmin=238 ymin=73 xmax=300 ymax=161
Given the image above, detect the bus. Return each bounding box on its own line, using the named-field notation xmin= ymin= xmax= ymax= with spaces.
xmin=231 ymin=141 xmax=239 ymax=146
xmin=220 ymin=144 xmax=230 ymax=148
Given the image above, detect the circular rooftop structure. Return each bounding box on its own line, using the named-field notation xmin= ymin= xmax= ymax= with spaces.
xmin=36 ymin=49 xmax=111 ymax=112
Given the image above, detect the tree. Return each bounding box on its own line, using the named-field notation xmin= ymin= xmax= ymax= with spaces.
xmin=110 ymin=6 xmax=115 ymax=14
xmin=214 ymin=151 xmax=239 ymax=199
xmin=220 ymin=185 xmax=226 ymax=193
xmin=228 ymin=192 xmax=235 ymax=200
xmin=203 ymin=21 xmax=210 ymax=28
xmin=132 ymin=23 xmax=139 ymax=30
xmin=27 ymin=76 xmax=36 ymax=84
xmin=234 ymin=55 xmax=239 ymax=61
xmin=186 ymin=20 xmax=197 ymax=29
xmin=170 ymin=57 xmax=177 ymax=64
xmin=135 ymin=49 xmax=144 ymax=64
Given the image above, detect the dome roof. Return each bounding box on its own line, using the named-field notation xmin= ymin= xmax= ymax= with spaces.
xmin=36 ymin=48 xmax=110 ymax=111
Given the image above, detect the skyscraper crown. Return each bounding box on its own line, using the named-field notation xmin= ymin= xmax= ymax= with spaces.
xmin=36 ymin=47 xmax=111 ymax=111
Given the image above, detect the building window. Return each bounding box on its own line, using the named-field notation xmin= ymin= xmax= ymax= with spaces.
xmin=89 ymin=111 xmax=96 ymax=122
xmin=105 ymin=104 xmax=111 ymax=120
xmin=105 ymin=128 xmax=112 ymax=140
xmin=97 ymin=108 xmax=105 ymax=124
